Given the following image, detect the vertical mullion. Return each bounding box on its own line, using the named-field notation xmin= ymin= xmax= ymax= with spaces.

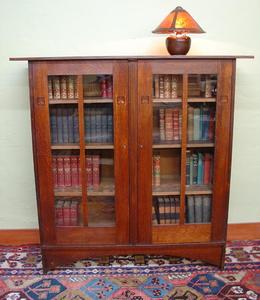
xmin=77 ymin=75 xmax=88 ymax=226
xmin=180 ymin=74 xmax=188 ymax=225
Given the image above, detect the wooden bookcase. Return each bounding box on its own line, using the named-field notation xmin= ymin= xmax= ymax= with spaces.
xmin=10 ymin=55 xmax=253 ymax=272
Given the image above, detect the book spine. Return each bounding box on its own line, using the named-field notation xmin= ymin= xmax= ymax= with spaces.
xmin=159 ymin=75 xmax=164 ymax=98
xmin=107 ymin=109 xmax=113 ymax=143
xmin=197 ymin=152 xmax=203 ymax=185
xmin=199 ymin=106 xmax=203 ymax=140
xmin=172 ymin=108 xmax=179 ymax=141
xmin=60 ymin=76 xmax=67 ymax=99
xmin=92 ymin=155 xmax=100 ymax=190
xmin=52 ymin=157 xmax=58 ymax=188
xmin=86 ymin=156 xmax=93 ymax=189
xmin=164 ymin=75 xmax=171 ymax=99
xmin=57 ymin=157 xmax=65 ymax=187
xmin=77 ymin=157 xmax=81 ymax=186
xmin=186 ymin=151 xmax=191 ymax=185
xmin=153 ymin=155 xmax=160 ymax=187
xmin=192 ymin=153 xmax=198 ymax=185
xmin=53 ymin=76 xmax=61 ymax=99
xmin=194 ymin=196 xmax=203 ymax=223
xmin=171 ymin=75 xmax=178 ymax=98
xmin=73 ymin=108 xmax=79 ymax=143
xmin=67 ymin=76 xmax=75 ymax=99
xmin=71 ymin=156 xmax=79 ymax=187
xmin=158 ymin=197 xmax=165 ymax=224
xmin=189 ymin=153 xmax=193 ymax=186
xmin=187 ymin=106 xmax=194 ymax=141
xmin=57 ymin=107 xmax=63 ymax=143
xmin=175 ymin=196 xmax=180 ymax=223
xmin=101 ymin=108 xmax=108 ymax=143
xmin=164 ymin=197 xmax=171 ymax=224
xmin=74 ymin=77 xmax=79 ymax=99
xmin=67 ymin=108 xmax=74 ymax=143
xmin=159 ymin=108 xmax=165 ymax=141
xmin=95 ymin=108 xmax=102 ymax=143
xmin=153 ymin=198 xmax=160 ymax=224
xmin=70 ymin=201 xmax=78 ymax=226
xmin=63 ymin=201 xmax=71 ymax=226
xmin=106 ymin=76 xmax=113 ymax=98
xmin=50 ymin=108 xmax=58 ymax=144
xmin=202 ymin=196 xmax=211 ymax=223
xmin=202 ymin=107 xmax=210 ymax=141
xmin=186 ymin=196 xmax=195 ymax=223
xmin=205 ymin=76 xmax=212 ymax=98
xmin=62 ymin=108 xmax=69 ymax=143
xmin=55 ymin=200 xmax=64 ymax=226
xmin=208 ymin=109 xmax=215 ymax=141
xmin=48 ymin=78 xmax=53 ymax=99
xmin=90 ymin=107 xmax=96 ymax=143
xmin=154 ymin=75 xmax=159 ymax=98
xmin=193 ymin=107 xmax=200 ymax=141
xmin=86 ymin=109 xmax=91 ymax=143
xmin=100 ymin=77 xmax=107 ymax=98
xmin=203 ymin=153 xmax=212 ymax=185
xmin=64 ymin=156 xmax=71 ymax=187
xmin=165 ymin=108 xmax=173 ymax=140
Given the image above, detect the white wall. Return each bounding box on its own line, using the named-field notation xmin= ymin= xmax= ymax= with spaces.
xmin=0 ymin=0 xmax=259 ymax=228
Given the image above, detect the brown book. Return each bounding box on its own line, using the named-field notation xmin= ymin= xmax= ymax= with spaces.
xmin=52 ymin=157 xmax=58 ymax=188
xmin=154 ymin=75 xmax=159 ymax=98
xmin=159 ymin=75 xmax=164 ymax=99
xmin=60 ymin=76 xmax=67 ymax=99
xmin=171 ymin=75 xmax=178 ymax=98
xmin=159 ymin=108 xmax=165 ymax=141
xmin=74 ymin=77 xmax=79 ymax=99
xmin=55 ymin=200 xmax=64 ymax=226
xmin=63 ymin=200 xmax=71 ymax=226
xmin=164 ymin=75 xmax=171 ymax=99
xmin=67 ymin=76 xmax=75 ymax=99
xmin=48 ymin=78 xmax=53 ymax=99
xmin=187 ymin=106 xmax=194 ymax=141
xmin=172 ymin=108 xmax=180 ymax=141
xmin=53 ymin=76 xmax=61 ymax=99
xmin=153 ymin=155 xmax=160 ymax=187
xmin=165 ymin=108 xmax=173 ymax=140
xmin=86 ymin=156 xmax=93 ymax=189
xmin=92 ymin=155 xmax=100 ymax=190
xmin=70 ymin=201 xmax=78 ymax=226
xmin=64 ymin=156 xmax=71 ymax=187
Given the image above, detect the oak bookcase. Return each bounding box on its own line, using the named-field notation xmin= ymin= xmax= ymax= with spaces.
xmin=10 ymin=55 xmax=253 ymax=272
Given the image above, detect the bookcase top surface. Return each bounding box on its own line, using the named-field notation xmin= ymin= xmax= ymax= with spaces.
xmin=9 ymin=55 xmax=254 ymax=62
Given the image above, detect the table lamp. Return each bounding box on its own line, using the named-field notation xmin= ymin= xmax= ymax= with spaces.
xmin=152 ymin=6 xmax=205 ymax=55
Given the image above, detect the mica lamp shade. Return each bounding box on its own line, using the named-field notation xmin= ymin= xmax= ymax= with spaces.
xmin=152 ymin=6 xmax=205 ymax=55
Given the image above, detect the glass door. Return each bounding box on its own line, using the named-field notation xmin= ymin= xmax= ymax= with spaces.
xmin=43 ymin=61 xmax=129 ymax=245
xmin=137 ymin=60 xmax=219 ymax=244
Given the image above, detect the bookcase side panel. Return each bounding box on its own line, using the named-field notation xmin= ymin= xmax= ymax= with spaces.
xmin=211 ymin=60 xmax=234 ymax=241
xmin=31 ymin=62 xmax=56 ymax=244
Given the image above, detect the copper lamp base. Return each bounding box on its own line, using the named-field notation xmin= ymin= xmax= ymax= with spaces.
xmin=166 ymin=36 xmax=191 ymax=55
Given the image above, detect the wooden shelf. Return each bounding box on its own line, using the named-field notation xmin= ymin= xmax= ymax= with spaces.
xmin=84 ymin=98 xmax=113 ymax=104
xmin=85 ymin=144 xmax=114 ymax=150
xmin=188 ymin=97 xmax=216 ymax=103
xmin=49 ymin=99 xmax=78 ymax=104
xmin=186 ymin=185 xmax=212 ymax=195
xmin=187 ymin=142 xmax=214 ymax=148
xmin=153 ymin=143 xmax=181 ymax=149
xmin=152 ymin=176 xmax=180 ymax=196
xmin=87 ymin=178 xmax=115 ymax=196
xmin=153 ymin=98 xmax=182 ymax=103
xmin=54 ymin=188 xmax=82 ymax=197
xmin=51 ymin=144 xmax=80 ymax=150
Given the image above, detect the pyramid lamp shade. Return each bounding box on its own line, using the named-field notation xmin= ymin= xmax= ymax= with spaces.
xmin=152 ymin=6 xmax=205 ymax=55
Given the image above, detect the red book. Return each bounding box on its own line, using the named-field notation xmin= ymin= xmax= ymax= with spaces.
xmin=86 ymin=156 xmax=93 ymax=189
xmin=92 ymin=155 xmax=100 ymax=190
xmin=57 ymin=157 xmax=65 ymax=187
xmin=55 ymin=200 xmax=64 ymax=226
xmin=64 ymin=156 xmax=71 ymax=187
xmin=100 ymin=78 xmax=107 ymax=98
xmin=172 ymin=108 xmax=179 ymax=141
xmin=106 ymin=77 xmax=113 ymax=98
xmin=165 ymin=108 xmax=173 ymax=141
xmin=63 ymin=201 xmax=71 ymax=226
xmin=52 ymin=157 xmax=58 ymax=188
xmin=71 ymin=156 xmax=79 ymax=187
xmin=204 ymin=153 xmax=213 ymax=185
xmin=70 ymin=201 xmax=78 ymax=226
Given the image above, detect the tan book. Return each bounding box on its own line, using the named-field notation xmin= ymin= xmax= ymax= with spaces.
xmin=67 ymin=76 xmax=74 ymax=99
xmin=60 ymin=76 xmax=67 ymax=99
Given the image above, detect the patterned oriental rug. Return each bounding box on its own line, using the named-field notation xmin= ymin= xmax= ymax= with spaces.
xmin=0 ymin=240 xmax=259 ymax=299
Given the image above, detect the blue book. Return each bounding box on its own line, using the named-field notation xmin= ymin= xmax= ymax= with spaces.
xmin=73 ymin=108 xmax=79 ymax=143
xmin=197 ymin=152 xmax=203 ymax=185
xmin=186 ymin=196 xmax=195 ymax=223
xmin=95 ymin=107 xmax=102 ymax=143
xmin=62 ymin=108 xmax=69 ymax=143
xmin=192 ymin=153 xmax=198 ymax=185
xmin=67 ymin=107 xmax=74 ymax=143
xmin=85 ymin=108 xmax=91 ymax=143
xmin=202 ymin=196 xmax=211 ymax=223
xmin=186 ymin=151 xmax=191 ymax=185
xmin=107 ymin=107 xmax=113 ymax=143
xmin=194 ymin=196 xmax=203 ymax=223
xmin=101 ymin=108 xmax=108 ymax=143
xmin=90 ymin=107 xmax=96 ymax=143
xmin=50 ymin=108 xmax=58 ymax=144
xmin=202 ymin=107 xmax=210 ymax=140
xmin=199 ymin=107 xmax=203 ymax=140
xmin=57 ymin=107 xmax=63 ymax=144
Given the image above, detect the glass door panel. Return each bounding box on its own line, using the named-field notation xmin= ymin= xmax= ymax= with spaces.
xmin=84 ymin=74 xmax=115 ymax=228
xmin=152 ymin=74 xmax=182 ymax=226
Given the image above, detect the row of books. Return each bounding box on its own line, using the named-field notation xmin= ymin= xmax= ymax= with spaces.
xmin=84 ymin=106 xmax=113 ymax=143
xmin=48 ymin=76 xmax=78 ymax=100
xmin=50 ymin=106 xmax=114 ymax=144
xmin=152 ymin=196 xmax=180 ymax=224
xmin=84 ymin=75 xmax=113 ymax=99
xmin=188 ymin=105 xmax=215 ymax=141
xmin=153 ymin=75 xmax=179 ymax=99
xmin=186 ymin=195 xmax=211 ymax=223
xmin=186 ymin=151 xmax=213 ymax=186
xmin=52 ymin=155 xmax=101 ymax=190
xmin=50 ymin=107 xmax=79 ymax=144
xmin=157 ymin=108 xmax=182 ymax=142
xmin=55 ymin=199 xmax=80 ymax=226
